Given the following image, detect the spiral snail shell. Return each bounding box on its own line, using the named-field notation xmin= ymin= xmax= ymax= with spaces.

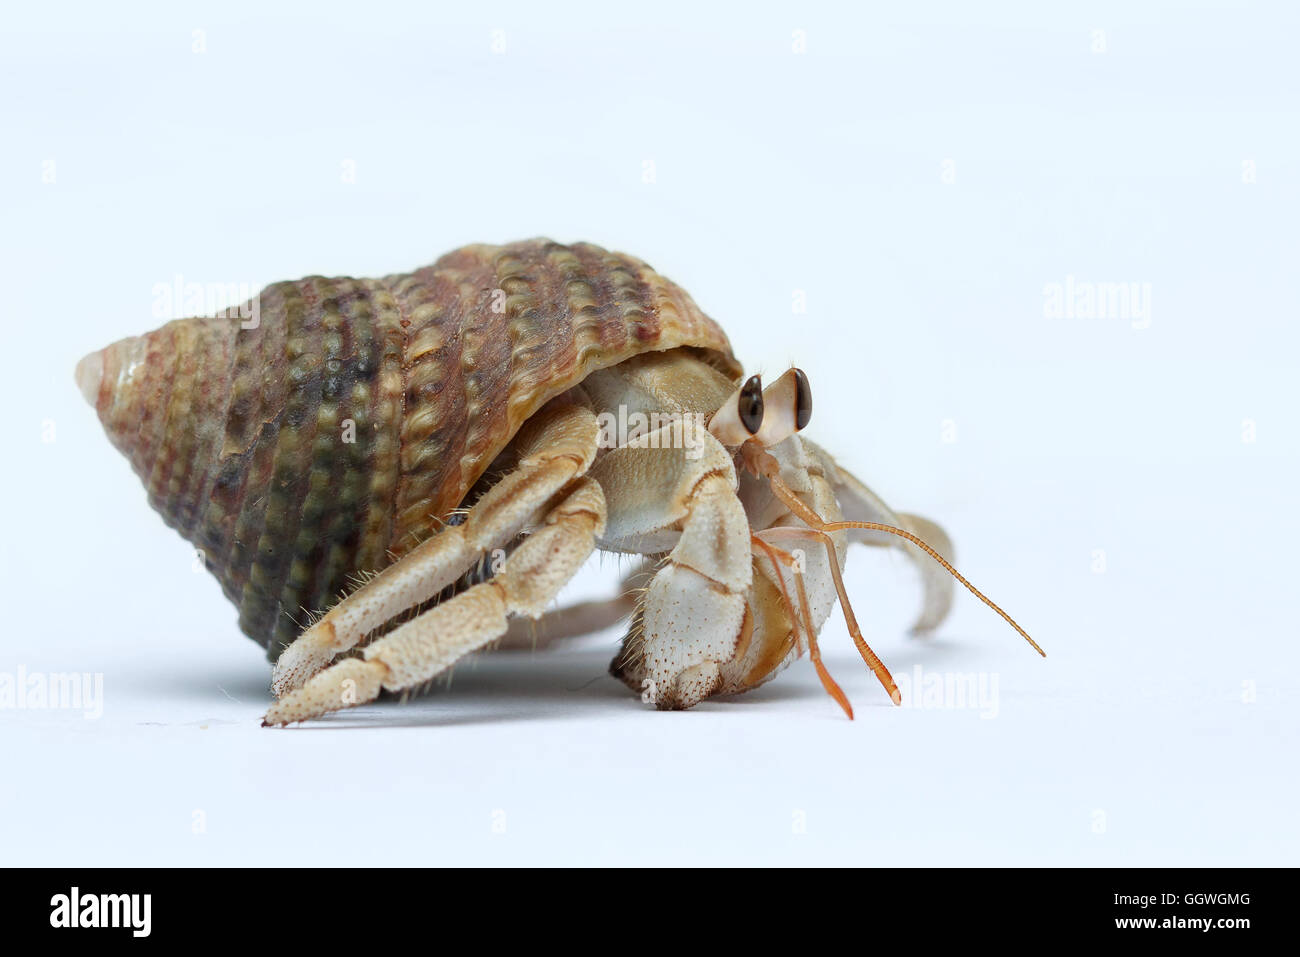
xmin=77 ymin=239 xmax=741 ymax=656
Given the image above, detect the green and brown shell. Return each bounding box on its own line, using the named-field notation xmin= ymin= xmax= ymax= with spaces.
xmin=79 ymin=239 xmax=740 ymax=657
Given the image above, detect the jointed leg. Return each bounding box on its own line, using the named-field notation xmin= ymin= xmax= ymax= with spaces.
xmin=494 ymin=559 xmax=651 ymax=650
xmin=591 ymin=419 xmax=753 ymax=710
xmin=263 ymin=477 xmax=607 ymax=724
xmin=271 ymin=392 xmax=600 ymax=696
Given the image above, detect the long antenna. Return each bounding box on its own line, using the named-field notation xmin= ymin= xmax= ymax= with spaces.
xmin=824 ymin=519 xmax=1045 ymax=658
xmin=764 ymin=472 xmax=1045 ymax=659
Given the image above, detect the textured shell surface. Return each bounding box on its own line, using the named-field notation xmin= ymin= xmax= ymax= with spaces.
xmin=79 ymin=239 xmax=741 ymax=656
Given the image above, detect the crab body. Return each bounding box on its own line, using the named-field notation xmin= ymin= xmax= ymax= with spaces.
xmin=78 ymin=239 xmax=1036 ymax=725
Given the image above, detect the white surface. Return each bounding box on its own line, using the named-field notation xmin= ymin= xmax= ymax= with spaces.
xmin=1 ymin=1 xmax=1297 ymax=866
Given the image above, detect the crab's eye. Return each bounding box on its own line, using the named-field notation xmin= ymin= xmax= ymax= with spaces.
xmin=743 ymin=367 xmax=814 ymax=447
xmin=708 ymin=373 xmax=767 ymax=446
xmin=793 ymin=367 xmax=812 ymax=431
xmin=738 ymin=374 xmax=765 ymax=434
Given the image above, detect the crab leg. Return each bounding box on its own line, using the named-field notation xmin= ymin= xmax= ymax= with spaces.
xmin=271 ymin=392 xmax=600 ymax=696
xmin=494 ymin=559 xmax=651 ymax=650
xmin=263 ymin=477 xmax=607 ymax=725
xmin=589 ymin=418 xmax=753 ymax=710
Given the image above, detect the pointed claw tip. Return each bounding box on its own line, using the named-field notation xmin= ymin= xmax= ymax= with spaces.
xmin=890 ymin=688 xmax=902 ymax=706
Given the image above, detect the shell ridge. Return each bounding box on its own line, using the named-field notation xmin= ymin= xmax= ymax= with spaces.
xmin=86 ymin=239 xmax=742 ymax=656
xmin=379 ymin=271 xmax=415 ymax=556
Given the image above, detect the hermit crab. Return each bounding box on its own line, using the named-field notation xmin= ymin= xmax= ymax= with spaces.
xmin=75 ymin=239 xmax=1043 ymax=725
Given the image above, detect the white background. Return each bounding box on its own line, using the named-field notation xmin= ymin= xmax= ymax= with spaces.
xmin=2 ymin=1 xmax=1296 ymax=865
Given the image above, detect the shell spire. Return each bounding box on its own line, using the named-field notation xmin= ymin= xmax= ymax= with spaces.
xmin=78 ymin=318 xmax=240 ymax=537
xmin=77 ymin=239 xmax=741 ymax=657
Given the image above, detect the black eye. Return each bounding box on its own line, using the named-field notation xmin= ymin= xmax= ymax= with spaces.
xmin=793 ymin=368 xmax=812 ymax=430
xmin=738 ymin=374 xmax=764 ymax=434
